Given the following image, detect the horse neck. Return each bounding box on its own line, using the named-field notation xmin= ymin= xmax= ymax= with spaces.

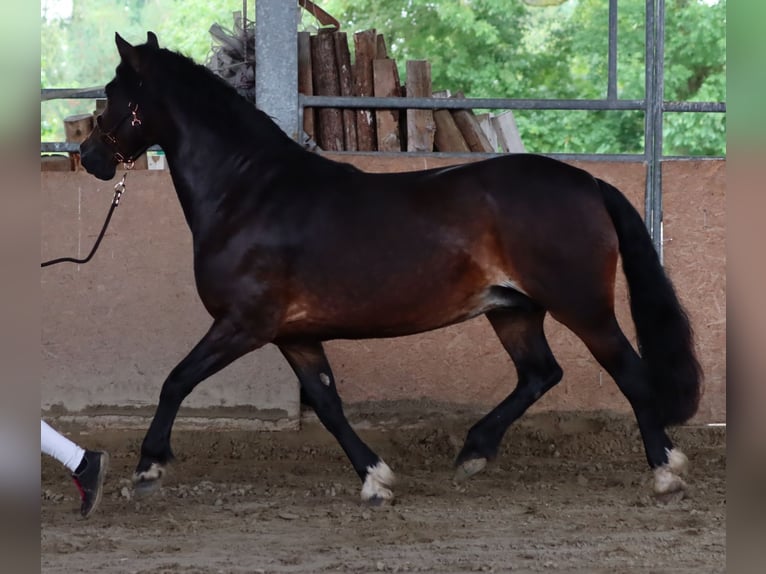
xmin=151 ymin=89 xmax=301 ymax=233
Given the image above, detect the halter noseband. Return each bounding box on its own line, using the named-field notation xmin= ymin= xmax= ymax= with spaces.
xmin=98 ymin=101 xmax=148 ymax=168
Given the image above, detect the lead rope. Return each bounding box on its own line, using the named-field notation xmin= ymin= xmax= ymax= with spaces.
xmin=41 ymin=172 xmax=128 ymax=268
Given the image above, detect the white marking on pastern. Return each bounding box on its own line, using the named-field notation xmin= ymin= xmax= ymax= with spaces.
xmin=133 ymin=461 xmax=165 ymax=483
xmin=361 ymin=460 xmax=395 ymax=502
xmin=653 ymin=448 xmax=689 ymax=496
xmin=666 ymin=448 xmax=689 ymax=475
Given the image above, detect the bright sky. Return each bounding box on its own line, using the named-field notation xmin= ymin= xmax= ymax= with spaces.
xmin=41 ymin=0 xmax=73 ymax=22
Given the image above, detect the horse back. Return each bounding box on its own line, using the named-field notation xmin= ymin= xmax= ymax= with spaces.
xmin=276 ymin=154 xmax=616 ymax=339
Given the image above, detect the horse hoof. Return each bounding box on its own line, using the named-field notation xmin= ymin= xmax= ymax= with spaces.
xmin=454 ymin=457 xmax=487 ymax=482
xmin=666 ymin=448 xmax=689 ymax=475
xmin=364 ymin=495 xmax=392 ymax=508
xmin=654 ymin=489 xmax=686 ymax=505
xmin=653 ymin=464 xmax=686 ymax=502
xmin=360 ymin=460 xmax=395 ymax=505
xmin=132 ymin=462 xmax=166 ymax=496
xmin=133 ymin=477 xmax=162 ymax=497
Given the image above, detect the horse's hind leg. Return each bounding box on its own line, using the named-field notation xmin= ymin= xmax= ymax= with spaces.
xmin=571 ymin=316 xmax=688 ymax=497
xmin=455 ymin=305 xmax=563 ymax=480
xmin=134 ymin=320 xmax=261 ymax=494
xmin=278 ymin=341 xmax=395 ymax=505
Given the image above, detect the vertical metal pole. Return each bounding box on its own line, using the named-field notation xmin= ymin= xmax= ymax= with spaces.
xmin=607 ymin=0 xmax=618 ymax=102
xmin=644 ymin=0 xmax=654 ymax=241
xmin=653 ymin=0 xmax=666 ymax=262
xmin=644 ymin=0 xmax=663 ymax=260
xmin=255 ymin=0 xmax=300 ymax=141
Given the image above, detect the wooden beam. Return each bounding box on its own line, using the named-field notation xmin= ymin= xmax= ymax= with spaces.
xmin=310 ymin=32 xmax=344 ymax=151
xmin=352 ymin=29 xmax=378 ymax=151
xmin=41 ymin=155 xmax=71 ymax=172
xmin=373 ymin=59 xmax=402 ymax=152
xmin=376 ymin=34 xmax=388 ymax=59
xmin=405 ymin=60 xmax=435 ymax=152
xmin=450 ymin=93 xmax=494 ymax=153
xmin=333 ymin=32 xmax=358 ymax=151
xmin=492 ymin=110 xmax=526 ymax=153
xmin=297 ymin=31 xmax=316 ymax=142
xmin=475 ymin=113 xmax=499 ymax=152
xmin=432 ymin=92 xmax=469 ymax=153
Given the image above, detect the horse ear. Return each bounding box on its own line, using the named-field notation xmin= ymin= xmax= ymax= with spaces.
xmin=146 ymin=31 xmax=159 ymax=49
xmin=115 ymin=32 xmax=141 ymax=72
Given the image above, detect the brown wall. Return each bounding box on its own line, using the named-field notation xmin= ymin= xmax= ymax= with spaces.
xmin=41 ymin=171 xmax=300 ymax=429
xmin=41 ymin=157 xmax=725 ymax=424
xmin=321 ymin=155 xmax=726 ymax=424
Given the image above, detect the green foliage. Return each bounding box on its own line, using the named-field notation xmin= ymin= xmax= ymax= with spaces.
xmin=41 ymin=0 xmax=725 ymax=155
xmin=41 ymin=0 xmax=245 ymax=141
xmin=321 ymin=0 xmax=726 ymax=155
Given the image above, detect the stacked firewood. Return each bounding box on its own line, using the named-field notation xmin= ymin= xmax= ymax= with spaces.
xmin=302 ymin=28 xmax=524 ymax=153
xmin=206 ymin=11 xmax=524 ymax=154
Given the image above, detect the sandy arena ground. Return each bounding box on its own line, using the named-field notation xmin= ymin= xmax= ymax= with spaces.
xmin=41 ymin=403 xmax=725 ymax=573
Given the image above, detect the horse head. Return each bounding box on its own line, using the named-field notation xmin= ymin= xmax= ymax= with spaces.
xmin=80 ymin=32 xmax=160 ymax=181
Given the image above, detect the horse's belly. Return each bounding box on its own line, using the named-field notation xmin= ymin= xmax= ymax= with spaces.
xmin=276 ymin=284 xmax=507 ymax=341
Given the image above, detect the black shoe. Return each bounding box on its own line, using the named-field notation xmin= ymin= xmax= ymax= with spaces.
xmin=71 ymin=450 xmax=109 ymax=518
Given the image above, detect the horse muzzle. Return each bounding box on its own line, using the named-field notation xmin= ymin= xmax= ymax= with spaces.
xmin=80 ymin=132 xmax=119 ymax=181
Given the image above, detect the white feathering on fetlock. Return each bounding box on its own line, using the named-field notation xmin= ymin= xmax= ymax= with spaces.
xmin=666 ymin=448 xmax=689 ymax=475
xmin=133 ymin=462 xmax=165 ymax=483
xmin=653 ymin=448 xmax=689 ymax=495
xmin=361 ymin=461 xmax=395 ymax=502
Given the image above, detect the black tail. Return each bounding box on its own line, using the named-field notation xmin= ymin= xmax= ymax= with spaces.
xmin=597 ymin=179 xmax=702 ymax=426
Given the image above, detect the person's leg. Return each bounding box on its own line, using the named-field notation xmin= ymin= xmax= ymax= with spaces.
xmin=41 ymin=419 xmax=109 ymax=517
xmin=41 ymin=419 xmax=84 ymax=472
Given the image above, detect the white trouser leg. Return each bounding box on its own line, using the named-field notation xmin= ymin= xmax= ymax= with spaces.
xmin=41 ymin=420 xmax=84 ymax=473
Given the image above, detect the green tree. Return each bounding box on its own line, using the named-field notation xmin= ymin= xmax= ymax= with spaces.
xmin=321 ymin=0 xmax=725 ymax=155
xmin=41 ymin=0 xmax=244 ymax=140
xmin=41 ymin=0 xmax=724 ymax=155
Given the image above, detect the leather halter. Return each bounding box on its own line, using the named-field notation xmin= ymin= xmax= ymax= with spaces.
xmin=97 ymin=101 xmax=148 ymax=167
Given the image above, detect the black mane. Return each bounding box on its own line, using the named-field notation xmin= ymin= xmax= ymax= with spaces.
xmin=145 ymin=46 xmax=300 ymax=151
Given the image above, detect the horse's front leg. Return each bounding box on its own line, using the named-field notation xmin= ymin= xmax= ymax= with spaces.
xmin=134 ymin=319 xmax=262 ymax=494
xmin=279 ymin=341 xmax=395 ymax=505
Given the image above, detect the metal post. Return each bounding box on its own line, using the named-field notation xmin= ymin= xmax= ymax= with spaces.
xmin=255 ymin=0 xmax=300 ymax=141
xmin=607 ymin=0 xmax=618 ymax=102
xmin=644 ymin=0 xmax=664 ymax=260
xmin=652 ymin=0 xmax=666 ymax=262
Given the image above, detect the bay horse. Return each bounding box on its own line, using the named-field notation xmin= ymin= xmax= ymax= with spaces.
xmin=80 ymin=32 xmax=701 ymax=504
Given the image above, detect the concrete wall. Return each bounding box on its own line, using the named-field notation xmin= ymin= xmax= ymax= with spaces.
xmin=41 ymin=157 xmax=725 ymax=425
xmin=41 ymin=171 xmax=299 ymax=430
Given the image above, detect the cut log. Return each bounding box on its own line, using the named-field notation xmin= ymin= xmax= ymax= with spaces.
xmin=433 ymin=110 xmax=470 ymax=152
xmin=297 ymin=31 xmax=316 ymax=142
xmin=64 ymin=113 xmax=94 ymax=171
xmin=64 ymin=113 xmax=93 ymax=144
xmin=352 ymin=29 xmax=378 ymax=151
xmin=431 ymin=92 xmax=467 ymax=153
xmin=333 ymin=32 xmax=357 ymax=151
xmin=310 ymin=32 xmax=344 ymax=151
xmin=476 ymin=113 xmax=499 ymax=152
xmin=405 ymin=60 xmax=435 ymax=152
xmin=373 ymin=59 xmax=402 ymax=152
xmin=376 ymin=34 xmax=388 ymax=59
xmin=450 ymin=92 xmax=494 ymax=153
xmin=491 ymin=110 xmax=526 ymax=153
xmin=375 ymin=34 xmax=403 ymax=149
